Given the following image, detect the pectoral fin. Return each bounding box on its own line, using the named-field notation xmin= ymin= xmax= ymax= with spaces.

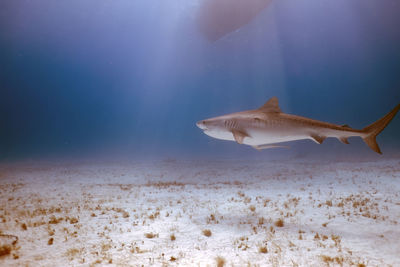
xmin=310 ymin=134 xmax=326 ymax=144
xmin=252 ymin=144 xmax=289 ymax=151
xmin=232 ymin=130 xmax=248 ymax=144
xmin=339 ymin=137 xmax=350 ymax=144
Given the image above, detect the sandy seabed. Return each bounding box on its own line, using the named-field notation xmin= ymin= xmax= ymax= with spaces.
xmin=0 ymin=158 xmax=399 ymax=267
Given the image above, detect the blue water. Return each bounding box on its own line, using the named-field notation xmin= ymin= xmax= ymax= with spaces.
xmin=1 ymin=0 xmax=399 ymax=160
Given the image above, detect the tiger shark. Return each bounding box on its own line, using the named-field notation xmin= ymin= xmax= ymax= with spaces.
xmin=196 ymin=97 xmax=400 ymax=154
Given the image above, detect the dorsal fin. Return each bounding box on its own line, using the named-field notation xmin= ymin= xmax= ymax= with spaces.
xmin=259 ymin=97 xmax=281 ymax=113
xmin=341 ymin=124 xmax=350 ymax=128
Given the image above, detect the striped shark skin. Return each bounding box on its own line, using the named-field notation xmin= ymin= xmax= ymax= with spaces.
xmin=196 ymin=97 xmax=400 ymax=154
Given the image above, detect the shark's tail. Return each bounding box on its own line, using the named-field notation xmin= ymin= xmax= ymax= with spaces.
xmin=362 ymin=103 xmax=400 ymax=154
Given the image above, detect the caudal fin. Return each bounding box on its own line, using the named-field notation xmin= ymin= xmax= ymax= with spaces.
xmin=362 ymin=103 xmax=400 ymax=154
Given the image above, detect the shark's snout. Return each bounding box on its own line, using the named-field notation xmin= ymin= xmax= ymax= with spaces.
xmin=196 ymin=120 xmax=208 ymax=130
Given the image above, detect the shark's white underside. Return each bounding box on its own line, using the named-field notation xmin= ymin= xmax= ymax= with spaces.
xmin=204 ymin=128 xmax=313 ymax=146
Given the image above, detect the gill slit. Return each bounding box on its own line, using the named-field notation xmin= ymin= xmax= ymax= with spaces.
xmin=225 ymin=120 xmax=237 ymax=129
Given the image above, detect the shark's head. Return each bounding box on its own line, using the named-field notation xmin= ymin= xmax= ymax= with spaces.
xmin=196 ymin=118 xmax=224 ymax=131
xmin=196 ymin=116 xmax=239 ymax=141
xmin=196 ymin=97 xmax=284 ymax=146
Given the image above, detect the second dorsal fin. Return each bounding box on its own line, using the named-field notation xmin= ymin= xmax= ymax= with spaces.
xmin=258 ymin=97 xmax=281 ymax=113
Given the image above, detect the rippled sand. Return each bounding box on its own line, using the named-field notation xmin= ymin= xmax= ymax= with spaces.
xmin=1 ymin=158 xmax=399 ymax=266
